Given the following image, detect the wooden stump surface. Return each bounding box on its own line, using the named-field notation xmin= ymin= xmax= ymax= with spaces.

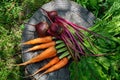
xmin=21 ymin=0 xmax=95 ymax=80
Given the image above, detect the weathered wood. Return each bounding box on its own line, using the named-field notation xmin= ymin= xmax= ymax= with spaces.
xmin=21 ymin=0 xmax=95 ymax=80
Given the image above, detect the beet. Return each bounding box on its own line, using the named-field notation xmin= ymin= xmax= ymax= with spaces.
xmin=35 ymin=22 xmax=49 ymax=37
xmin=47 ymin=23 xmax=63 ymax=36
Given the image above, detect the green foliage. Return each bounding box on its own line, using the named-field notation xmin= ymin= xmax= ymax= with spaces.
xmin=0 ymin=24 xmax=23 ymax=79
xmin=0 ymin=0 xmax=22 ymax=25
xmin=73 ymin=0 xmax=118 ymax=17
xmin=69 ymin=55 xmax=120 ymax=80
xmin=21 ymin=0 xmax=51 ymax=18
xmin=69 ymin=0 xmax=120 ymax=80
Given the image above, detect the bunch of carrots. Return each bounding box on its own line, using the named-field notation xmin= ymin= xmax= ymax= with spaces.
xmin=17 ymin=8 xmax=111 ymax=78
xmin=18 ymin=36 xmax=71 ymax=78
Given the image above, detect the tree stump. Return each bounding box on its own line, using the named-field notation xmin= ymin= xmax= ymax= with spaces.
xmin=21 ymin=0 xmax=95 ymax=80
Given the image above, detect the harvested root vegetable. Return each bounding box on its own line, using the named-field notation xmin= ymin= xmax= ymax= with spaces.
xmin=24 ymin=41 xmax=56 ymax=52
xmin=24 ymin=39 xmax=65 ymax=53
xmin=47 ymin=22 xmax=64 ymax=36
xmin=17 ymin=46 xmax=57 ymax=66
xmin=22 ymin=36 xmax=52 ymax=45
xmin=24 ymin=56 xmax=60 ymax=78
xmin=35 ymin=22 xmax=49 ymax=37
xmin=24 ymin=22 xmax=49 ymax=37
xmin=38 ymin=57 xmax=69 ymax=78
xmin=25 ymin=51 xmax=69 ymax=78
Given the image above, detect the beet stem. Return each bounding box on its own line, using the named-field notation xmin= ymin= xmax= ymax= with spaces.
xmin=56 ymin=16 xmax=112 ymax=41
xmin=24 ymin=22 xmax=35 ymax=26
xmin=60 ymin=34 xmax=76 ymax=59
xmin=65 ymin=29 xmax=84 ymax=56
xmin=40 ymin=8 xmax=53 ymax=24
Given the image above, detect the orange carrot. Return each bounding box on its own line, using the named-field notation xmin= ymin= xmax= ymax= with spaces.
xmin=17 ymin=46 xmax=57 ymax=66
xmin=25 ymin=56 xmax=60 ymax=78
xmin=38 ymin=57 xmax=69 ymax=78
xmin=22 ymin=36 xmax=52 ymax=45
xmin=24 ymin=41 xmax=56 ymax=52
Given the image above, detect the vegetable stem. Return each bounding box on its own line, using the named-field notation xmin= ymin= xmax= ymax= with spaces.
xmin=59 ymin=51 xmax=69 ymax=59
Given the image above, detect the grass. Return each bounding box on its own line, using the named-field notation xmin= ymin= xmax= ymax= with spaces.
xmin=0 ymin=0 xmax=120 ymax=80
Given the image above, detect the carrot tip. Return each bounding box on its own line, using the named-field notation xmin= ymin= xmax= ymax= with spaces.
xmin=37 ymin=73 xmax=45 ymax=79
xmin=21 ymin=42 xmax=29 ymax=45
xmin=23 ymin=50 xmax=29 ymax=53
xmin=15 ymin=63 xmax=26 ymax=66
xmin=12 ymin=63 xmax=25 ymax=67
xmin=12 ymin=64 xmax=18 ymax=67
xmin=22 ymin=43 xmax=27 ymax=45
xmin=19 ymin=43 xmax=23 ymax=46
xmin=20 ymin=43 xmax=27 ymax=46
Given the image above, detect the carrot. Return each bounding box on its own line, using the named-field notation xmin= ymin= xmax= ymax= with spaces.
xmin=17 ymin=46 xmax=57 ymax=66
xmin=22 ymin=36 xmax=52 ymax=45
xmin=24 ymin=41 xmax=56 ymax=52
xmin=38 ymin=57 xmax=69 ymax=78
xmin=24 ymin=56 xmax=60 ymax=78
